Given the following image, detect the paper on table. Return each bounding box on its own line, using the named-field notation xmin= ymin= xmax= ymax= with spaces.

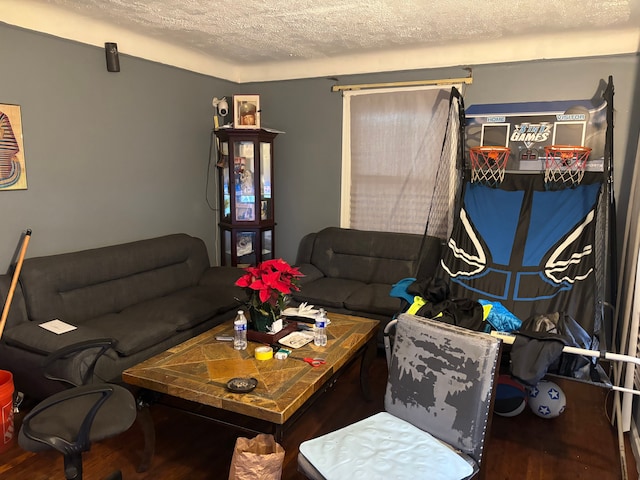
xmin=39 ymin=319 xmax=77 ymax=334
xmin=278 ymin=331 xmax=314 ymax=349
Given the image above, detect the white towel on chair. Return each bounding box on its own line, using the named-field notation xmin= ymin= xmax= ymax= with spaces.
xmin=299 ymin=412 xmax=474 ymax=480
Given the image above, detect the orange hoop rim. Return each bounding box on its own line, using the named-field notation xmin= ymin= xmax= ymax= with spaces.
xmin=470 ymin=146 xmax=511 ymax=166
xmin=470 ymin=146 xmax=511 ymax=154
xmin=544 ymin=145 xmax=592 ymax=154
xmin=469 ymin=146 xmax=511 ymax=186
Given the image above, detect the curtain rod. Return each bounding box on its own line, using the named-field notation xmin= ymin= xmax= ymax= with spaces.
xmin=331 ymin=76 xmax=472 ymax=92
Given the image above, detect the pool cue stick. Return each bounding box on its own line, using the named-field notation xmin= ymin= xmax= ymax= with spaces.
xmin=0 ymin=229 xmax=32 ymax=339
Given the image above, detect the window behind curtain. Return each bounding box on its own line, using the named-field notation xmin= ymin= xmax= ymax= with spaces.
xmin=341 ymin=86 xmax=453 ymax=234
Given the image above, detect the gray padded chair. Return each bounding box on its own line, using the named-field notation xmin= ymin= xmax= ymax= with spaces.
xmin=298 ymin=313 xmax=502 ymax=480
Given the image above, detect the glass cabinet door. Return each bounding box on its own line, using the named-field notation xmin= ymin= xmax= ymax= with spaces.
xmin=260 ymin=142 xmax=272 ymax=221
xmin=219 ymin=140 xmax=231 ymax=222
xmin=234 ymin=141 xmax=256 ymax=222
xmin=222 ymin=229 xmax=232 ymax=266
xmin=215 ymin=128 xmax=278 ymax=267
xmin=261 ymin=229 xmax=273 ymax=260
xmin=236 ymin=230 xmax=257 ymax=266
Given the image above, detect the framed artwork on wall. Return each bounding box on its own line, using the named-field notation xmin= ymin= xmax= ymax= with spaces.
xmin=233 ymin=95 xmax=260 ymax=129
xmin=0 ymin=104 xmax=27 ymax=190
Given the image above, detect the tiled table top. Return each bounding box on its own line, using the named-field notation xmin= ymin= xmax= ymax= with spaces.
xmin=123 ymin=313 xmax=378 ymax=424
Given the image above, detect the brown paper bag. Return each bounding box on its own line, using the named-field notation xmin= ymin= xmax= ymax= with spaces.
xmin=228 ymin=433 xmax=285 ymax=480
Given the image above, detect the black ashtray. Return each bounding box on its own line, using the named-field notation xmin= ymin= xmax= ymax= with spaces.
xmin=226 ymin=377 xmax=258 ymax=393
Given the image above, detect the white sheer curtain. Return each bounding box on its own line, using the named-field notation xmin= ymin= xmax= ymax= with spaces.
xmin=341 ymin=86 xmax=453 ymax=234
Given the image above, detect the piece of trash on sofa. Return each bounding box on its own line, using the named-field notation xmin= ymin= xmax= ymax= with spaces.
xmin=39 ymin=319 xmax=77 ymax=334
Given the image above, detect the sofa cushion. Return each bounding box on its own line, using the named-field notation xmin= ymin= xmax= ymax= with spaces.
xmin=310 ymin=227 xmax=422 ymax=283
xmin=198 ymin=285 xmax=247 ymax=317
xmin=198 ymin=268 xmax=249 ymax=311
xmin=3 ymin=321 xmax=110 ymax=355
xmin=20 ymin=234 xmax=210 ymax=324
xmin=293 ymin=278 xmax=365 ymax=309
xmin=83 ymin=311 xmax=179 ymax=357
xmin=81 ymin=284 xmax=244 ymax=356
xmin=165 ymin=286 xmax=244 ymax=331
xmin=344 ymin=283 xmax=403 ymax=316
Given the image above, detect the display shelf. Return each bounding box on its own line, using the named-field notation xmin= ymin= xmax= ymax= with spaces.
xmin=216 ymin=128 xmax=278 ymax=266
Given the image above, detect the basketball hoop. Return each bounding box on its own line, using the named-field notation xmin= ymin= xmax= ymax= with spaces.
xmin=469 ymin=146 xmax=511 ymax=187
xmin=544 ymin=145 xmax=591 ymax=189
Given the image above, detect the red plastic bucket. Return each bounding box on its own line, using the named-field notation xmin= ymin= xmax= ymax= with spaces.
xmin=0 ymin=370 xmax=14 ymax=453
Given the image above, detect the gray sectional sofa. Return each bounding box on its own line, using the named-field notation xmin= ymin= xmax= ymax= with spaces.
xmin=292 ymin=227 xmax=443 ymax=343
xmin=0 ymin=233 xmax=246 ymax=400
xmin=0 ymin=227 xmax=443 ymax=400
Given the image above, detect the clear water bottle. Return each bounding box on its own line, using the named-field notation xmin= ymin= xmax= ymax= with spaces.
xmin=234 ymin=310 xmax=248 ymax=350
xmin=314 ymin=308 xmax=328 ymax=347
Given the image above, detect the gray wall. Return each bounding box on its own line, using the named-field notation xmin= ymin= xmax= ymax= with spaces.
xmin=1 ymin=23 xmax=639 ymax=278
xmin=251 ymin=57 xmax=639 ymax=266
xmin=0 ymin=24 xmax=234 ymax=272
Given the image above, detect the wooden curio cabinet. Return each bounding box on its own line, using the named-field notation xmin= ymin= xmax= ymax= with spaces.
xmin=215 ymin=128 xmax=278 ymax=266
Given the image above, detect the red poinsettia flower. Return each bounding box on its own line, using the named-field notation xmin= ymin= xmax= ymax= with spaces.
xmin=235 ymin=258 xmax=304 ymax=314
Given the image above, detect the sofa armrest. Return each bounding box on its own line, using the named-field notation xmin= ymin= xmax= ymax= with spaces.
xmin=199 ymin=266 xmax=246 ymax=288
xmin=3 ymin=321 xmax=110 ymax=356
xmin=415 ymin=235 xmax=445 ymax=279
xmin=296 ymin=263 xmax=325 ymax=285
xmin=295 ymin=232 xmax=317 ymax=266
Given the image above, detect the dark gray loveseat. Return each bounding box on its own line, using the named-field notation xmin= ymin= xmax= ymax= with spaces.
xmin=0 ymin=233 xmax=246 ymax=400
xmin=292 ymin=227 xmax=443 ymax=343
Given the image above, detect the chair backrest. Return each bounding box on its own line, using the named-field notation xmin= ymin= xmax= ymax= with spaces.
xmin=385 ymin=313 xmax=501 ymax=466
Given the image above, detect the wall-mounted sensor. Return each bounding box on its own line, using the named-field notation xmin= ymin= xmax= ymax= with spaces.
xmin=212 ymin=97 xmax=229 ymax=116
xmin=218 ymin=99 xmax=229 ymax=116
xmin=105 ymin=42 xmax=120 ymax=72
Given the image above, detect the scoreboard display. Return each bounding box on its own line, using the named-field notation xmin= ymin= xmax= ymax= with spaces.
xmin=465 ymin=99 xmax=607 ymax=172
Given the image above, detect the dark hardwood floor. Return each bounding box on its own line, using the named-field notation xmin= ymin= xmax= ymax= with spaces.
xmin=0 ymin=351 xmax=636 ymax=479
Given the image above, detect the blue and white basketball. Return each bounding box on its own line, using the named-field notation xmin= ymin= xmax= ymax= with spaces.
xmin=528 ymin=380 xmax=566 ymax=418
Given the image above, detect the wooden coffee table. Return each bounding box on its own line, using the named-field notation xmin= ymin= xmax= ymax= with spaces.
xmin=123 ymin=312 xmax=378 ymax=470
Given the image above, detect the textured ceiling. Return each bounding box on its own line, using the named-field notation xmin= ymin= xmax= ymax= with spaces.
xmin=3 ymin=0 xmax=640 ymax=82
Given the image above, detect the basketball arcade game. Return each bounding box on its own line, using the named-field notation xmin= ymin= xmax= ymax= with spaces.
xmin=438 ymin=79 xmax=604 ymax=332
xmin=454 ymin=88 xmax=613 ymax=348
xmin=431 ymin=77 xmax=640 ymax=478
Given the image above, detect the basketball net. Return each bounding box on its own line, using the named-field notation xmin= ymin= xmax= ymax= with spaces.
xmin=469 ymin=146 xmax=511 ymax=187
xmin=544 ymin=145 xmax=591 ymax=189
